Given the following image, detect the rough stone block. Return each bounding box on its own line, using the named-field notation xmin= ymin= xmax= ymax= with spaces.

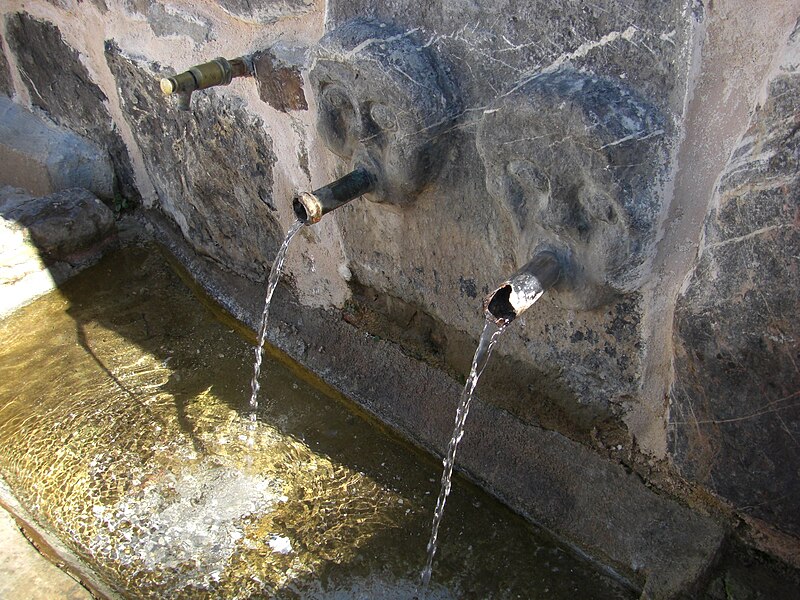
xmin=0 ymin=186 xmax=114 ymax=260
xmin=0 ymin=96 xmax=114 ymax=200
xmin=477 ymin=69 xmax=669 ymax=309
xmin=0 ymin=186 xmax=115 ymax=316
xmin=0 ymin=506 xmax=92 ymax=600
xmin=309 ymin=18 xmax=460 ymax=206
xmin=5 ymin=12 xmax=139 ymax=204
xmin=105 ymin=43 xmax=281 ymax=282
xmin=125 ymin=1 xmax=215 ymax=45
xmin=670 ymin=51 xmax=800 ymax=536
xmin=312 ymin=1 xmax=689 ymax=452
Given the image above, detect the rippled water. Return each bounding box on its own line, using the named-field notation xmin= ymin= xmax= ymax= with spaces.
xmin=0 ymin=246 xmax=634 ymax=599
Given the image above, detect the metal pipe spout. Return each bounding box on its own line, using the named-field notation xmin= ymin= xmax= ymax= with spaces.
xmin=160 ymin=56 xmax=253 ymax=111
xmin=483 ymin=251 xmax=562 ymax=326
xmin=293 ymin=168 xmax=376 ymax=225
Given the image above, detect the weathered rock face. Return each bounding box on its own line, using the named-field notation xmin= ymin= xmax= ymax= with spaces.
xmin=670 ymin=59 xmax=800 ymax=536
xmin=105 ymin=44 xmax=282 ymax=282
xmin=477 ymin=69 xmax=669 ymax=309
xmin=0 ymin=96 xmax=114 ymax=200
xmin=314 ymin=1 xmax=688 ymax=449
xmin=215 ymin=0 xmax=315 ymax=24
xmin=252 ymin=47 xmax=308 ymax=113
xmin=0 ymin=40 xmax=11 ymax=96
xmin=5 ymin=13 xmax=139 ymax=204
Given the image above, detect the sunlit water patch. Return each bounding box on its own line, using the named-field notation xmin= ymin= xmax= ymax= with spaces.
xmin=0 ymin=246 xmax=633 ymax=599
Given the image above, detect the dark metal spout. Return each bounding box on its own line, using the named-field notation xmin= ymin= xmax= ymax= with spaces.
xmin=293 ymin=168 xmax=376 ymax=225
xmin=160 ymin=56 xmax=253 ymax=111
xmin=484 ymin=251 xmax=562 ymax=326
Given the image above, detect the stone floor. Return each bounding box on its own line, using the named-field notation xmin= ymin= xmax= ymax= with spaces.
xmin=0 ymin=506 xmax=91 ymax=600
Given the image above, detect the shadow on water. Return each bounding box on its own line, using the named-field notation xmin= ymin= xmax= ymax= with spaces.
xmin=0 ymin=241 xmax=636 ymax=599
xmin=67 ymin=265 xmax=208 ymax=456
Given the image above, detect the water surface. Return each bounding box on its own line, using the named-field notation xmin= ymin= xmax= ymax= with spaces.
xmin=0 ymin=246 xmax=634 ymax=599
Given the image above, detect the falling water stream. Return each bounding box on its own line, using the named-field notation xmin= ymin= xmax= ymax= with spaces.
xmin=420 ymin=318 xmax=507 ymax=590
xmin=0 ymin=245 xmax=635 ymax=599
xmin=248 ymin=219 xmax=303 ymax=440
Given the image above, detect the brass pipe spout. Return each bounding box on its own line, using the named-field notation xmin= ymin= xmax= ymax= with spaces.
xmin=293 ymin=168 xmax=376 ymax=225
xmin=483 ymin=251 xmax=562 ymax=326
xmin=160 ymin=56 xmax=253 ymax=110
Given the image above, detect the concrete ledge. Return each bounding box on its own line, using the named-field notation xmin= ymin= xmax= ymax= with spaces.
xmin=0 ymin=96 xmax=113 ymax=200
xmin=0 ymin=478 xmax=121 ymax=600
xmin=148 ymin=208 xmax=725 ymax=599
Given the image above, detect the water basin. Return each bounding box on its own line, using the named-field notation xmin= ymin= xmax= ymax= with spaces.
xmin=0 ymin=245 xmax=634 ymax=599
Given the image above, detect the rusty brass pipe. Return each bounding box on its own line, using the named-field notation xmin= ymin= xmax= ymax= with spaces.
xmin=293 ymin=168 xmax=376 ymax=225
xmin=160 ymin=56 xmax=253 ymax=110
xmin=483 ymin=251 xmax=562 ymax=326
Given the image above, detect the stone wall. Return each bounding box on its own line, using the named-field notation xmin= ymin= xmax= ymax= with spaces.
xmin=671 ymin=33 xmax=800 ymax=541
xmin=0 ymin=0 xmax=798 ymax=594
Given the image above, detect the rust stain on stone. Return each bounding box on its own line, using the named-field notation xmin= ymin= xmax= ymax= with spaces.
xmin=252 ymin=50 xmax=307 ymax=113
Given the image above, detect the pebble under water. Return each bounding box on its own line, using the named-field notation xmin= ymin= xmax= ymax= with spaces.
xmin=0 ymin=246 xmax=635 ymax=599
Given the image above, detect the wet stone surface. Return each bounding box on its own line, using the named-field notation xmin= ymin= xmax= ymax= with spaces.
xmin=344 ymin=281 xmax=639 ymax=447
xmin=105 ymin=44 xmax=282 ymax=282
xmin=5 ymin=13 xmax=139 ymax=204
xmin=670 ymin=63 xmax=800 ymax=536
xmin=0 ymin=246 xmax=635 ymax=599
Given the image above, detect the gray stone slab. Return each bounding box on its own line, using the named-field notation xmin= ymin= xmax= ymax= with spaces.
xmin=0 ymin=478 xmax=121 ymax=599
xmin=149 ymin=4 xmax=214 ymax=44
xmin=670 ymin=39 xmax=800 ymax=538
xmin=0 ymin=506 xmax=92 ymax=600
xmin=0 ymin=186 xmax=114 ymax=259
xmin=303 ymin=1 xmax=689 ymax=451
xmin=0 ymin=96 xmax=114 ymax=199
xmin=5 ymin=12 xmax=139 ymax=203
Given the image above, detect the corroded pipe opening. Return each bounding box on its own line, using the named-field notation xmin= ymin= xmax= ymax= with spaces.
xmin=484 ymin=251 xmax=562 ymax=326
xmin=292 ymin=168 xmax=376 ymax=225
